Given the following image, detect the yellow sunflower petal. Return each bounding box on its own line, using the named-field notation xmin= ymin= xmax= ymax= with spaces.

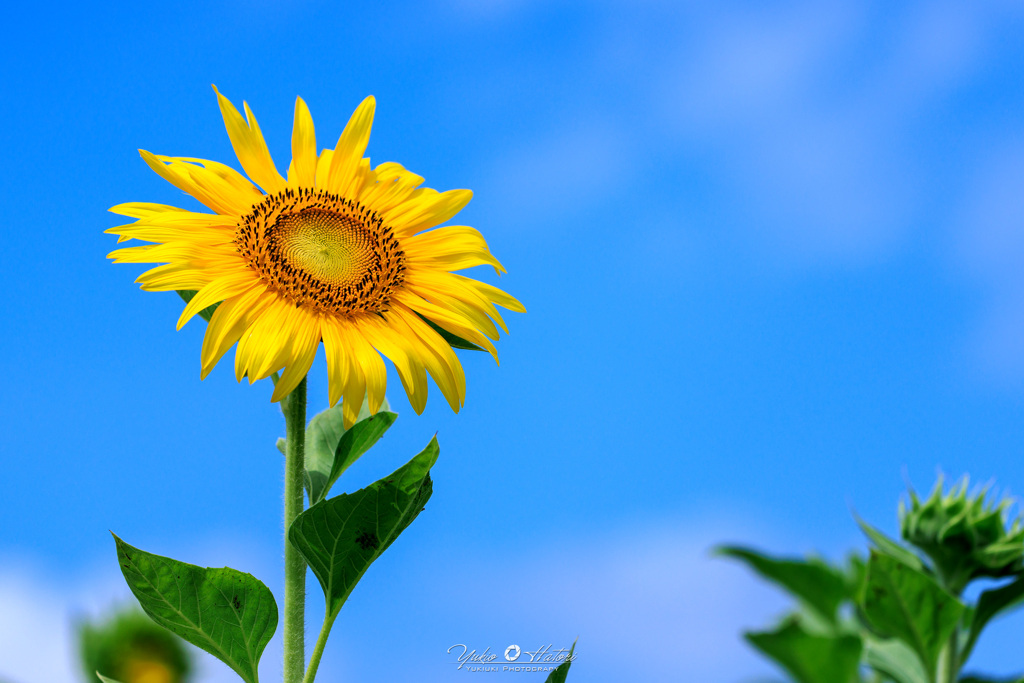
xmin=201 ymin=285 xmax=274 ymax=377
xmin=337 ymin=328 xmax=368 ymax=428
xmin=357 ymin=316 xmax=429 ymax=414
xmin=451 ymin=273 xmax=527 ymax=312
xmin=250 ymin=304 xmax=312 ymax=381
xmin=388 ymin=305 xmax=465 ymax=411
xmin=322 ymin=318 xmax=353 ymax=408
xmin=405 ymin=269 xmax=509 ymax=334
xmin=176 ymin=270 xmax=258 ymax=330
xmin=108 ymin=202 xmax=189 ymax=219
xmin=135 ymin=263 xmax=214 ymax=292
xmin=212 ymin=85 xmax=284 ymax=194
xmin=165 ymin=156 xmax=264 ymax=208
xmin=234 ymin=299 xmax=290 ymax=382
xmin=315 ymin=148 xmax=334 ymax=188
xmin=404 ymin=225 xmax=506 ymax=274
xmin=387 ymin=188 xmax=473 ymax=238
xmin=347 ymin=326 xmax=388 ymax=414
xmin=326 ymin=95 xmax=375 ymax=194
xmin=291 ymin=97 xmax=317 ymax=187
xmin=138 ymin=150 xmax=238 ymax=216
xmin=271 ymin=310 xmax=321 ymax=402
xmin=393 ymin=290 xmax=500 ymax=361
xmin=356 ymin=162 xmax=423 ymax=208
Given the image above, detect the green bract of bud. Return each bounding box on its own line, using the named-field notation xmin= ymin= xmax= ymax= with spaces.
xmin=899 ymin=476 xmax=1024 ymax=594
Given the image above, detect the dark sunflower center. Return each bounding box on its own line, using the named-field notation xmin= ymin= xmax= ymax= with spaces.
xmin=235 ymin=187 xmax=405 ymax=314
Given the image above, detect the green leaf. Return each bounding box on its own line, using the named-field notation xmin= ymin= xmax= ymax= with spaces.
xmin=543 ymin=641 xmax=576 ymax=682
xmin=113 ymin=534 xmax=277 ymax=683
xmin=176 ymin=290 xmax=221 ymax=323
xmin=863 ymin=637 xmax=929 ymax=683
xmin=415 ymin=313 xmax=485 ymax=352
xmin=959 ymin=676 xmax=1024 ymax=683
xmin=745 ymin=617 xmax=862 ymax=683
xmin=290 ymin=436 xmax=438 ymax=618
xmin=96 ymin=674 xmax=124 ymax=683
xmin=962 ymin=576 xmax=1024 ymax=664
xmin=303 ymin=402 xmax=397 ymax=505
xmin=856 ymin=515 xmax=924 ymax=571
xmin=860 ymin=551 xmax=964 ymax=678
xmin=716 ymin=545 xmax=848 ymax=623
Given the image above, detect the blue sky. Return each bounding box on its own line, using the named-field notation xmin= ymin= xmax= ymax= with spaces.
xmin=4 ymin=1 xmax=1024 ymax=681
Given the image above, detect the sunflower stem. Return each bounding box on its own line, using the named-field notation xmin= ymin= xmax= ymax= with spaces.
xmin=282 ymin=376 xmax=308 ymax=683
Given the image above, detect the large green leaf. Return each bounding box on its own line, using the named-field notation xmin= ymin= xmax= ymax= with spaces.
xmin=290 ymin=437 xmax=438 ymax=618
xmin=716 ymin=546 xmax=848 ymax=623
xmin=860 ymin=551 xmax=964 ymax=678
xmin=745 ymin=617 xmax=862 ymax=683
xmin=113 ymin=535 xmax=277 ymax=683
xmin=96 ymin=675 xmax=124 ymax=683
xmin=303 ymin=404 xmax=397 ymax=505
xmin=176 ymin=290 xmax=220 ymax=323
xmin=543 ymin=642 xmax=575 ymax=683
xmin=962 ymin=576 xmax=1024 ymax=664
xmin=863 ymin=637 xmax=929 ymax=683
xmin=856 ymin=516 xmax=924 ymax=571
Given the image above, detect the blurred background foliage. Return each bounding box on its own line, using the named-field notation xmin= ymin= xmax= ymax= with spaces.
xmin=77 ymin=607 xmax=193 ymax=683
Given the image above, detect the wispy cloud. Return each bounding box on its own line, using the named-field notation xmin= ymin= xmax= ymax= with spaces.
xmin=0 ymin=538 xmax=285 ymax=683
xmin=654 ymin=2 xmax=992 ymax=267
xmin=0 ymin=517 xmax=793 ymax=683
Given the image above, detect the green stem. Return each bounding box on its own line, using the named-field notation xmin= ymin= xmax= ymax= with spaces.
xmin=303 ymin=613 xmax=338 ymax=683
xmin=283 ymin=376 xmax=308 ymax=683
xmin=937 ymin=637 xmax=958 ymax=683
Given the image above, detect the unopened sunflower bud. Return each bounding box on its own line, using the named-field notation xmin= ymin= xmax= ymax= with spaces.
xmin=900 ymin=476 xmax=1024 ymax=594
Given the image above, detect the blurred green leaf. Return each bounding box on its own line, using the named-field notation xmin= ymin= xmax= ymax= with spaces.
xmin=176 ymin=290 xmax=220 ymax=323
xmin=96 ymin=674 xmax=124 ymax=683
xmin=959 ymin=676 xmax=1024 ymax=683
xmin=745 ymin=617 xmax=862 ymax=683
xmin=962 ymin=576 xmax=1024 ymax=665
xmin=716 ymin=546 xmax=848 ymax=623
xmin=79 ymin=607 xmax=191 ymax=683
xmin=543 ymin=641 xmax=576 ymax=683
xmin=863 ymin=637 xmax=929 ymax=683
xmin=290 ymin=436 xmax=438 ymax=618
xmin=113 ymin=534 xmax=277 ymax=683
xmin=860 ymin=551 xmax=964 ymax=678
xmin=301 ymin=399 xmax=395 ymax=505
xmin=856 ymin=516 xmax=924 ymax=571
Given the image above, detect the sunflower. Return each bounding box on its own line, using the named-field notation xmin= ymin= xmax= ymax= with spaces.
xmin=107 ymin=87 xmax=523 ymax=427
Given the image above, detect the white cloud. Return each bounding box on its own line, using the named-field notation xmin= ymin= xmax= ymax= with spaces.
xmin=0 ymin=563 xmax=78 ymax=683
xmin=0 ymin=518 xmax=797 ymax=683
xmin=0 ymin=538 xmax=285 ymax=683
xmin=409 ymin=518 xmax=798 ymax=682
xmin=652 ymin=2 xmax=995 ymax=267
